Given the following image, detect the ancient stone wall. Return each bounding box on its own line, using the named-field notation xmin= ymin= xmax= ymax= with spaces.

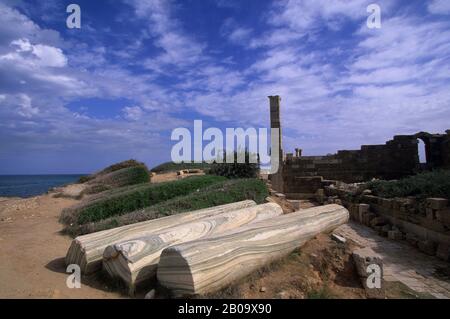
xmin=324 ymin=186 xmax=450 ymax=261
xmin=267 ymin=95 xmax=450 ymax=196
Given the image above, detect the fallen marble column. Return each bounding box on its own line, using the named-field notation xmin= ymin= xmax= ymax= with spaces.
xmin=65 ymin=200 xmax=256 ymax=274
xmin=102 ymin=203 xmax=283 ymax=292
xmin=157 ymin=204 xmax=349 ymax=296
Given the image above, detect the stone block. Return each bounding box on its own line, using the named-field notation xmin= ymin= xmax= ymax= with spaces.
xmin=352 ymin=248 xmax=385 ymax=299
xmin=362 ymin=212 xmax=376 ymax=226
xmin=380 ymin=224 xmax=391 ymax=237
xmin=418 ymin=240 xmax=437 ymax=256
xmin=358 ymin=204 xmax=370 ymax=223
xmin=388 ymin=230 xmax=403 ymax=240
xmin=436 ymin=244 xmax=450 ymax=261
xmin=379 ymin=198 xmax=393 ymax=210
xmin=370 ymin=217 xmax=388 ymax=228
xmin=436 ymin=208 xmax=450 ymax=226
xmin=426 ymin=198 xmax=448 ymax=210
xmin=331 ymin=233 xmax=346 ymax=244
xmin=425 ymin=208 xmax=435 ymax=220
xmin=287 ymin=200 xmax=301 ymax=210
xmin=405 ymin=233 xmax=419 ymax=247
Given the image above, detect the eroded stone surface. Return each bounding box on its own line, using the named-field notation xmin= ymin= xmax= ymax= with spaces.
xmin=336 ymin=222 xmax=450 ymax=299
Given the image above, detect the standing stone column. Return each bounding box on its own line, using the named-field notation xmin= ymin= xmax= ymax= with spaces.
xmin=268 ymin=95 xmax=283 ymax=162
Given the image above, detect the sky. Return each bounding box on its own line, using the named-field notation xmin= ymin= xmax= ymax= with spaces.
xmin=0 ymin=0 xmax=449 ymax=174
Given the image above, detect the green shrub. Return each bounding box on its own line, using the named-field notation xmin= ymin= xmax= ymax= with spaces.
xmin=98 ymin=159 xmax=147 ymax=175
xmin=60 ymin=175 xmax=226 ymax=225
xmin=96 ymin=166 xmax=150 ymax=188
xmin=78 ymin=175 xmax=94 ymax=184
xmin=66 ymin=178 xmax=268 ymax=235
xmin=77 ymin=161 xmax=150 ymax=195
xmin=209 ymin=151 xmax=260 ymax=178
xmin=366 ymin=170 xmax=450 ymax=200
xmin=151 ymin=161 xmax=212 ymax=173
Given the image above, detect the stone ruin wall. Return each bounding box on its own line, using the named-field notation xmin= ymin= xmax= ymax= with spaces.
xmin=324 ymin=186 xmax=450 ymax=261
xmin=267 ymin=96 xmax=450 ymax=196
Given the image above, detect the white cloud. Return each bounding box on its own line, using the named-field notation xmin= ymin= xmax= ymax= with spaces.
xmin=9 ymin=38 xmax=67 ymax=67
xmin=428 ymin=0 xmax=450 ymax=15
xmin=123 ymin=106 xmax=143 ymax=121
xmin=17 ymin=94 xmax=39 ymax=117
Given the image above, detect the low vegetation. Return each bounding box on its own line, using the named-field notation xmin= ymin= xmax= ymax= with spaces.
xmin=88 ymin=166 xmax=150 ymax=190
xmin=66 ymin=178 xmax=268 ymax=236
xmin=60 ymin=175 xmax=226 ymax=226
xmin=209 ymin=151 xmax=260 ymax=178
xmin=75 ymin=160 xmax=151 ymax=196
xmin=366 ymin=170 xmax=450 ymax=200
xmin=151 ymin=161 xmax=212 ymax=173
xmin=78 ymin=159 xmax=148 ymax=184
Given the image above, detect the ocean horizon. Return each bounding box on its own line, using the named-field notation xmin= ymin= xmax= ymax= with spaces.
xmin=0 ymin=174 xmax=85 ymax=198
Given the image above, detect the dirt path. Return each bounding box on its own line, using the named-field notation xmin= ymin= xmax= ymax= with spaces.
xmin=0 ymin=195 xmax=123 ymax=299
xmin=336 ymin=221 xmax=450 ymax=299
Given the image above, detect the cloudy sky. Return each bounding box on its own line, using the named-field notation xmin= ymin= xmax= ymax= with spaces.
xmin=0 ymin=0 xmax=449 ymax=174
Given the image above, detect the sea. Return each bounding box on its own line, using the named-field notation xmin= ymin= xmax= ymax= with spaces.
xmin=0 ymin=175 xmax=84 ymax=198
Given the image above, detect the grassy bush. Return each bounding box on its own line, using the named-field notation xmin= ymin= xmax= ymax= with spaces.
xmin=98 ymin=159 xmax=147 ymax=175
xmin=366 ymin=170 xmax=450 ymax=200
xmin=66 ymin=178 xmax=268 ymax=235
xmin=78 ymin=159 xmax=148 ymax=184
xmin=78 ymin=175 xmax=94 ymax=183
xmin=151 ymin=161 xmax=212 ymax=173
xmin=60 ymin=175 xmax=226 ymax=226
xmin=209 ymin=151 xmax=260 ymax=178
xmin=95 ymin=166 xmax=150 ymax=188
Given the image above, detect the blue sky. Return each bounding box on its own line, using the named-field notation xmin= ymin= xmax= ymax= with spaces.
xmin=0 ymin=0 xmax=449 ymax=174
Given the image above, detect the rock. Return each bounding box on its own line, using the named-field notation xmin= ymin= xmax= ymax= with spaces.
xmin=331 ymin=233 xmax=346 ymax=244
xmin=362 ymin=212 xmax=376 ymax=226
xmin=381 ymin=224 xmax=391 ymax=232
xmin=275 ymin=193 xmax=286 ymax=199
xmin=315 ymin=189 xmax=325 ymax=204
xmin=388 ymin=230 xmax=403 ymax=241
xmin=265 ymin=197 xmax=276 ymax=203
xmin=436 ymin=244 xmax=450 ymax=261
xmin=352 ymin=247 xmax=385 ymax=299
xmin=370 ymin=217 xmax=388 ymax=228
xmin=358 ymin=204 xmax=370 ymax=223
xmin=260 ymin=287 xmax=266 ymax=293
xmin=362 ymin=189 xmax=372 ymax=195
xmin=426 ymin=208 xmax=436 ymax=220
xmin=426 ymin=198 xmax=448 ymax=210
xmin=145 ymin=289 xmax=156 ymax=299
xmin=276 ymin=291 xmax=290 ymax=299
xmin=418 ymin=240 xmax=437 ymax=256
xmin=436 ymin=208 xmax=450 ymax=226
xmin=405 ymin=233 xmax=419 ymax=247
xmin=287 ymin=200 xmax=301 ymax=210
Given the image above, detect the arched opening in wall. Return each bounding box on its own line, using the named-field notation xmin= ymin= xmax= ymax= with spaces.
xmin=417 ymin=139 xmax=427 ymax=164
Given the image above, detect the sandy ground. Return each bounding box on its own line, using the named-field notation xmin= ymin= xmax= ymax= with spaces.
xmin=0 ymin=171 xmax=195 ymax=299
xmin=0 ymin=194 xmax=124 ymax=299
